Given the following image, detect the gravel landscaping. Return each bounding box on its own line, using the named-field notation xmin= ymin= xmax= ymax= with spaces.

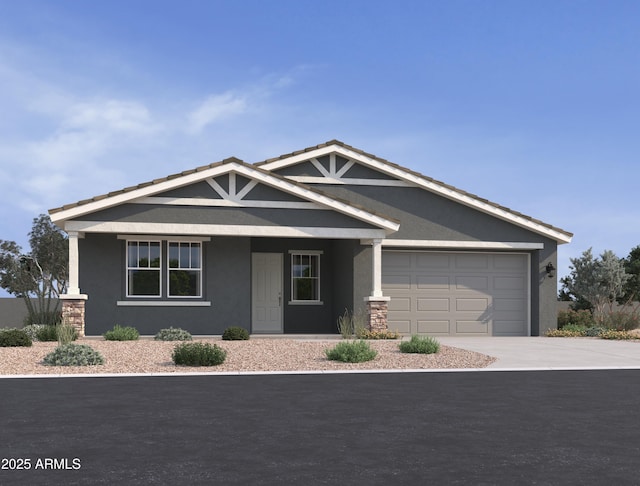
xmin=0 ymin=338 xmax=496 ymax=375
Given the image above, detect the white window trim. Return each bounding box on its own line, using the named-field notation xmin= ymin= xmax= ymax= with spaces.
xmin=167 ymin=241 xmax=203 ymax=299
xmin=289 ymin=251 xmax=322 ymax=304
xmin=126 ymin=240 xmax=162 ymax=298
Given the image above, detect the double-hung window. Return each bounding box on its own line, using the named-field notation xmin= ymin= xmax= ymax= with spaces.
xmin=168 ymin=241 xmax=202 ymax=298
xmin=127 ymin=241 xmax=161 ymax=297
xmin=291 ymin=252 xmax=321 ymax=302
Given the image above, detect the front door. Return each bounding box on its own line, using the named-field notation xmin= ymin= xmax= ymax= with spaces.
xmin=251 ymin=253 xmax=283 ymax=333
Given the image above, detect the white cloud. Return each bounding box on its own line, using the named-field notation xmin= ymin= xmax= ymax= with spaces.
xmin=187 ymin=92 xmax=247 ymax=134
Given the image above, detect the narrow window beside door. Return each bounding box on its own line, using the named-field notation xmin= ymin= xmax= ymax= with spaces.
xmin=291 ymin=253 xmax=320 ymax=302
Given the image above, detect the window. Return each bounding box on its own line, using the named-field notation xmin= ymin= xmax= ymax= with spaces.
xmin=127 ymin=241 xmax=161 ymax=297
xmin=168 ymin=242 xmax=202 ymax=297
xmin=291 ymin=253 xmax=320 ymax=301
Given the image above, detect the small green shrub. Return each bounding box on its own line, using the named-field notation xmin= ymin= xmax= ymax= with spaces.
xmin=601 ymin=311 xmax=640 ymax=331
xmin=399 ymin=335 xmax=440 ymax=354
xmin=222 ymin=326 xmax=250 ymax=341
xmin=154 ymin=327 xmax=193 ymax=341
xmin=36 ymin=325 xmax=59 ymax=342
xmin=43 ymin=344 xmax=104 ymax=366
xmin=325 ymin=340 xmax=377 ymax=363
xmin=0 ymin=329 xmax=32 ymax=347
xmin=357 ymin=329 xmax=401 ymax=340
xmin=103 ymin=324 xmax=139 ymax=341
xmin=172 ymin=342 xmax=227 ymax=366
xmin=584 ymin=326 xmax=606 ymax=337
xmin=557 ymin=309 xmax=594 ymax=329
xmin=22 ymin=324 xmax=46 ymax=341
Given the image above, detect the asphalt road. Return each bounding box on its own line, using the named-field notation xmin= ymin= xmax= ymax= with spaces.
xmin=1 ymin=370 xmax=639 ymax=485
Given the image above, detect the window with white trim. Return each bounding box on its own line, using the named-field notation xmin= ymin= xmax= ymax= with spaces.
xmin=291 ymin=253 xmax=321 ymax=301
xmin=127 ymin=241 xmax=161 ymax=297
xmin=168 ymin=241 xmax=202 ymax=297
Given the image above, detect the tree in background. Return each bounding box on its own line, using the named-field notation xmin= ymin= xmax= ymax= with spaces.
xmin=621 ymin=245 xmax=640 ymax=303
xmin=560 ymin=248 xmax=629 ymax=323
xmin=0 ymin=214 xmax=68 ymax=325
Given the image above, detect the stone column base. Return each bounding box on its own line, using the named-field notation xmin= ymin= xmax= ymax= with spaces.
xmin=364 ymin=297 xmax=390 ymax=332
xmin=60 ymin=295 xmax=88 ymax=337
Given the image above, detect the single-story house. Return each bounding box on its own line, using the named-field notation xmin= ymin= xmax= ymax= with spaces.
xmin=49 ymin=140 xmax=572 ymax=336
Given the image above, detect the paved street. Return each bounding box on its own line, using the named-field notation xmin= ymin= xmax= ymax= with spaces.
xmin=1 ymin=370 xmax=639 ymax=485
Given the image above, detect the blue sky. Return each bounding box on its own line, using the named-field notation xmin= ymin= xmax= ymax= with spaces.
xmin=0 ymin=0 xmax=638 ymax=296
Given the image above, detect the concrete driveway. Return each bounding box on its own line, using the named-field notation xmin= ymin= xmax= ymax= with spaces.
xmin=437 ymin=336 xmax=640 ymax=370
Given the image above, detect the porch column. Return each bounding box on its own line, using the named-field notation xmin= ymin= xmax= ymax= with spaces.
xmin=364 ymin=238 xmax=390 ymax=332
xmin=60 ymin=231 xmax=88 ymax=337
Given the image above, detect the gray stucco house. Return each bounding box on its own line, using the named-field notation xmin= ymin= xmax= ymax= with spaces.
xmin=50 ymin=140 xmax=572 ymax=336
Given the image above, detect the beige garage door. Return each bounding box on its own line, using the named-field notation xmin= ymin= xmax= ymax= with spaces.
xmin=383 ymin=251 xmax=529 ymax=336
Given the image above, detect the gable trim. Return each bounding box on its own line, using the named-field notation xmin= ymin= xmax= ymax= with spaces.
xmin=50 ymin=159 xmax=399 ymax=234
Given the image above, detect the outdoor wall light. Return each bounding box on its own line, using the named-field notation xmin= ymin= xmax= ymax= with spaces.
xmin=545 ymin=262 xmax=555 ymax=278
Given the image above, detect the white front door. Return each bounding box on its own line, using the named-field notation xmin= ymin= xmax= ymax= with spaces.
xmin=252 ymin=253 xmax=283 ymax=333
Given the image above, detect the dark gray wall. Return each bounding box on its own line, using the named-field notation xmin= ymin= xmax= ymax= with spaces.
xmin=320 ymin=184 xmax=561 ymax=336
xmin=79 ymin=234 xmax=251 ymax=335
xmin=82 ymin=204 xmax=378 ymax=229
xmin=251 ymin=238 xmax=353 ymax=333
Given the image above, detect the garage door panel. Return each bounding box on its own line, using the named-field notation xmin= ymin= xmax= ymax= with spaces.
xmin=417 ymin=320 xmax=451 ymax=334
xmin=493 ymin=320 xmax=526 ymax=336
xmin=383 ymin=274 xmax=411 ymax=289
xmin=494 ymin=276 xmax=525 ymax=291
xmin=388 ymin=297 xmax=411 ymax=312
xmin=456 ymin=320 xmax=489 ymax=334
xmin=383 ymin=251 xmax=528 ymax=336
xmin=456 ymin=276 xmax=489 ymax=291
xmin=416 ymin=253 xmax=450 ymax=269
xmin=417 ymin=275 xmax=450 ymax=289
xmin=388 ymin=319 xmax=411 ymax=334
xmin=456 ymin=298 xmax=489 ymax=311
xmin=417 ymin=298 xmax=449 ymax=311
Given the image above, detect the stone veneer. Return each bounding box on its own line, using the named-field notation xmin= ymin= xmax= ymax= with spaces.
xmin=61 ymin=298 xmax=86 ymax=337
xmin=366 ymin=299 xmax=389 ymax=332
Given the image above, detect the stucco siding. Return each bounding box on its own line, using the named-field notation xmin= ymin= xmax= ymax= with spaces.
xmin=79 ymin=204 xmax=379 ymax=229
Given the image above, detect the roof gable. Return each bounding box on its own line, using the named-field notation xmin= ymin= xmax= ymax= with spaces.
xmin=49 ymin=157 xmax=399 ymax=234
xmin=257 ymin=140 xmax=573 ymax=244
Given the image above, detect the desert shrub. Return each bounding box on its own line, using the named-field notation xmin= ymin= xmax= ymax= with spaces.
xmin=22 ymin=324 xmax=46 ymax=341
xmin=103 ymin=324 xmax=139 ymax=341
xmin=399 ymin=335 xmax=440 ymax=354
xmin=357 ymin=329 xmax=401 ymax=340
xmin=57 ymin=324 xmax=78 ymax=345
xmin=172 ymin=342 xmax=227 ymax=366
xmin=584 ymin=326 xmax=606 ymax=337
xmin=557 ymin=309 xmax=594 ymax=329
xmin=337 ymin=308 xmax=368 ymax=339
xmin=0 ymin=329 xmax=32 ymax=347
xmin=325 ymin=340 xmax=377 ymax=363
xmin=43 ymin=344 xmax=104 ymax=366
xmin=546 ymin=327 xmax=586 ymax=337
xmin=222 ymin=326 xmax=250 ymax=341
xmin=601 ymin=311 xmax=640 ymax=331
xmin=36 ymin=325 xmax=59 ymax=342
xmin=154 ymin=327 xmax=193 ymax=341
xmin=599 ymin=330 xmax=638 ymax=340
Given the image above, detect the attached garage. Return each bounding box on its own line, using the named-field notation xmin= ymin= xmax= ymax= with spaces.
xmin=383 ymin=251 xmax=530 ymax=336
